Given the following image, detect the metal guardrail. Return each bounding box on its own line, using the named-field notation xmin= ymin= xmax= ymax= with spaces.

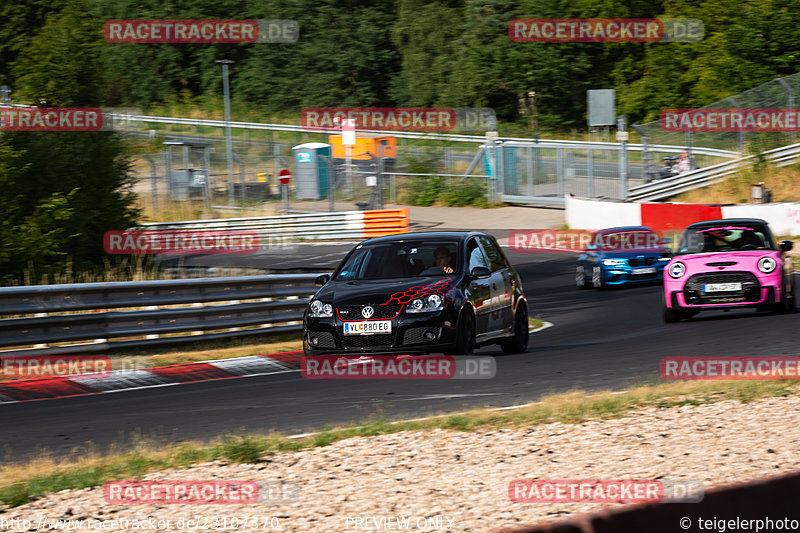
xmin=110 ymin=112 xmax=741 ymax=159
xmin=0 ymin=274 xmax=324 ymax=356
xmin=137 ymin=208 xmax=409 ymax=241
xmin=627 ymin=143 xmax=800 ymax=202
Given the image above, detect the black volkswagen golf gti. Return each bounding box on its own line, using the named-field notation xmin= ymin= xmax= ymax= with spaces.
xmin=303 ymin=231 xmax=529 ymax=355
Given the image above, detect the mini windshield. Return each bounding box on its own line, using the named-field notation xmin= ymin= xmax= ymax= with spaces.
xmin=677 ymin=225 xmax=775 ymax=254
xmin=335 ymin=241 xmax=460 ymax=280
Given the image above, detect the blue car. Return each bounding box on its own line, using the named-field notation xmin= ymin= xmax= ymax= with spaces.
xmin=576 ymin=226 xmax=672 ymax=289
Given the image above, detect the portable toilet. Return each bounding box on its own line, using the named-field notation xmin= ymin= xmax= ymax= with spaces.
xmin=292 ymin=142 xmax=331 ymax=200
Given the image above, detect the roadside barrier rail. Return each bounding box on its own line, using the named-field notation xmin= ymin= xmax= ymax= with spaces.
xmin=0 ymin=274 xmax=325 ymax=356
xmin=136 ymin=208 xmax=409 ymax=241
xmin=628 ymin=143 xmax=800 ymax=202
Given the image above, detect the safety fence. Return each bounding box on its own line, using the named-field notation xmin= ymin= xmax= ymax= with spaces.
xmin=627 ymin=142 xmax=800 ymax=202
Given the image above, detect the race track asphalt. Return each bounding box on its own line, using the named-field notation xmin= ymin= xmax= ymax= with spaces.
xmin=3 ymin=250 xmax=798 ymax=462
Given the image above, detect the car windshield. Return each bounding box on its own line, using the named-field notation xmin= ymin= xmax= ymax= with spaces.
xmin=335 ymin=241 xmax=460 ymax=280
xmin=677 ymin=225 xmax=775 ymax=254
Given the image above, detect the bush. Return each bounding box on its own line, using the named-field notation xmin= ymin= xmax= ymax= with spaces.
xmin=403 ymin=174 xmax=446 ymax=206
xmin=439 ymin=179 xmax=488 ymax=207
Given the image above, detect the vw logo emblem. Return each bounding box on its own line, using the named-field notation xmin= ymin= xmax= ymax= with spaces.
xmin=361 ymin=306 xmax=375 ymax=318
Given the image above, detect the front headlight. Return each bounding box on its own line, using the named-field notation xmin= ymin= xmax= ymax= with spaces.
xmin=758 ymin=257 xmax=777 ymax=273
xmin=309 ymin=300 xmax=333 ymax=318
xmin=602 ymin=259 xmax=625 ymax=266
xmin=406 ymin=293 xmax=444 ymax=313
xmin=668 ymin=261 xmax=686 ymax=279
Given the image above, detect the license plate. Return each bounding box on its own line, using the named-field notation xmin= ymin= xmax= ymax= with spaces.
xmin=343 ymin=320 xmax=392 ymax=335
xmin=703 ymin=283 xmax=742 ymax=292
xmin=632 ymin=267 xmax=657 ymax=274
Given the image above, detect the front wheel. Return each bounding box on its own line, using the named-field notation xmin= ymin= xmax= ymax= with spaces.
xmin=592 ymin=265 xmax=605 ymax=290
xmin=501 ymin=302 xmax=529 ymax=354
xmin=452 ymin=309 xmax=476 ymax=355
xmin=775 ymin=280 xmax=796 ymax=314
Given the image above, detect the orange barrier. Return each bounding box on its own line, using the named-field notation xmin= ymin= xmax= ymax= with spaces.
xmin=362 ymin=208 xmax=409 ymax=238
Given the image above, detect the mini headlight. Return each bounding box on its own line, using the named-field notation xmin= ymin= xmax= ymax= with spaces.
xmin=758 ymin=257 xmax=777 ymax=273
xmin=668 ymin=261 xmax=686 ymax=279
xmin=602 ymin=259 xmax=625 ymax=266
xmin=309 ymin=300 xmax=333 ymax=317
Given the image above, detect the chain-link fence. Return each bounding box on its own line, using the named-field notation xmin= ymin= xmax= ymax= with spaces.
xmin=635 ymin=73 xmax=800 ymax=154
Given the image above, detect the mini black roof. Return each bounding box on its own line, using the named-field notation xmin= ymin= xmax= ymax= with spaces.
xmin=685 ymin=218 xmax=769 ymax=228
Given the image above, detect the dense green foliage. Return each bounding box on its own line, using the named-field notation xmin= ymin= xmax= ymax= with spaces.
xmin=3 ymin=0 xmax=800 ymax=127
xmin=4 ymin=0 xmax=800 ymax=280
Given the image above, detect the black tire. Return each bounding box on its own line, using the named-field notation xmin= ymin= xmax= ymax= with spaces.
xmin=663 ymin=306 xmax=681 ymax=323
xmin=452 ymin=308 xmax=476 ymax=355
xmin=775 ymin=280 xmax=796 ymax=314
xmin=501 ymin=302 xmax=529 ymax=354
xmin=591 ymin=265 xmax=605 ymax=290
xmin=662 ymin=292 xmax=685 ymax=323
xmin=576 ymin=265 xmax=590 ymax=289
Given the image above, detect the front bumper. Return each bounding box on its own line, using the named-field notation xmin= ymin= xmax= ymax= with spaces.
xmin=304 ymin=309 xmax=458 ymax=355
xmin=667 ymin=286 xmax=778 ymax=310
xmin=601 ymin=265 xmax=666 ymax=285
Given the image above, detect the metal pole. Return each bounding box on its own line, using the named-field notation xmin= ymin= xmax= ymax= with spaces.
xmin=617 ymin=115 xmax=628 ymax=200
xmin=345 ymin=143 xmax=352 ymax=198
xmin=165 ymin=145 xmax=173 ymax=200
xmin=728 ymin=97 xmax=745 ymax=153
xmin=377 ymin=140 xmax=386 ymax=209
xmin=143 ymin=154 xmax=158 ymax=214
xmin=216 ymin=59 xmax=235 ymax=206
xmin=777 ymin=77 xmax=796 ymax=143
xmin=587 ymin=149 xmax=594 ymax=197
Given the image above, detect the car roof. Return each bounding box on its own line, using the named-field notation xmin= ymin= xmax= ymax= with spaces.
xmin=685 ymin=218 xmax=769 ymax=229
xmin=358 ymin=231 xmax=488 ymax=245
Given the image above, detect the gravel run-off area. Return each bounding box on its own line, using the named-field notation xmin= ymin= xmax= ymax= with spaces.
xmin=3 ymin=395 xmax=800 ymax=532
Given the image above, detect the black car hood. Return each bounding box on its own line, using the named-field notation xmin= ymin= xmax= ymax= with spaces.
xmin=315 ymin=276 xmax=457 ymax=307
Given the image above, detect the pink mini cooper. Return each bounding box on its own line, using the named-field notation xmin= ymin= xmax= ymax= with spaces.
xmin=662 ymin=218 xmax=795 ymax=322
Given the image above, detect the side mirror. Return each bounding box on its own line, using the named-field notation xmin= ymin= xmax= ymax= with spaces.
xmin=586 ymin=244 xmax=597 ymax=251
xmin=469 ymin=266 xmax=491 ymax=279
xmin=780 ymin=240 xmax=794 ymax=252
xmin=315 ymin=274 xmax=331 ymax=286
xmin=662 ymin=237 xmax=672 ymax=244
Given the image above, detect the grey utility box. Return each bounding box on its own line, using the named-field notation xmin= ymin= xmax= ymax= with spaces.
xmin=292 ymin=143 xmax=331 ymax=200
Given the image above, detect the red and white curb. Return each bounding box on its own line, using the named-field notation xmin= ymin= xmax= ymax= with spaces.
xmin=0 ymin=351 xmax=303 ymax=404
xmin=0 ymin=322 xmax=553 ymax=404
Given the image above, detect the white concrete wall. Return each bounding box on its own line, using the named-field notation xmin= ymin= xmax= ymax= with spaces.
xmin=565 ymin=195 xmax=642 ymax=229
